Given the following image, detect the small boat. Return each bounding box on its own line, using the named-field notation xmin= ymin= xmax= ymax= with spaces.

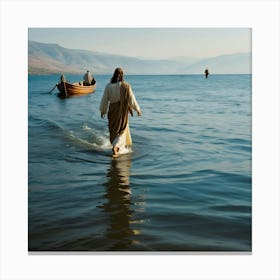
xmin=57 ymin=75 xmax=96 ymax=98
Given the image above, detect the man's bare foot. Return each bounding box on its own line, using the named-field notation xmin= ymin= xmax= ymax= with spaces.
xmin=112 ymin=146 xmax=119 ymax=157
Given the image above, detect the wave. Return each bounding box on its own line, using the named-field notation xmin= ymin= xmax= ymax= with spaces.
xmin=29 ymin=115 xmax=112 ymax=152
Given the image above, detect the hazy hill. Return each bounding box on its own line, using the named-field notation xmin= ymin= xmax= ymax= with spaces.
xmin=182 ymin=53 xmax=251 ymax=74
xmin=28 ymin=41 xmax=251 ymax=75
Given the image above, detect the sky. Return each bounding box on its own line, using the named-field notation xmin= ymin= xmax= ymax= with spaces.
xmin=28 ymin=28 xmax=251 ymax=60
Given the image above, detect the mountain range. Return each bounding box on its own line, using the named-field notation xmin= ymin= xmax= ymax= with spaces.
xmin=28 ymin=41 xmax=251 ymax=75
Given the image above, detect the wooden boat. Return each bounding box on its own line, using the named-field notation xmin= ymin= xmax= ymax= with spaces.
xmin=57 ymin=76 xmax=96 ymax=98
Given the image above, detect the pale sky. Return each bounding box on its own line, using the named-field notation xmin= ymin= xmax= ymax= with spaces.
xmin=29 ymin=28 xmax=251 ymax=60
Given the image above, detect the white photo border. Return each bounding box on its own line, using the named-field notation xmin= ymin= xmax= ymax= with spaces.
xmin=1 ymin=0 xmax=279 ymax=279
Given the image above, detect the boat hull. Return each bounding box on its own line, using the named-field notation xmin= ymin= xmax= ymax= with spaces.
xmin=57 ymin=82 xmax=96 ymax=97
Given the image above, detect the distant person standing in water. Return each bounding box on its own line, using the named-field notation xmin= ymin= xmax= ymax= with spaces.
xmin=99 ymin=68 xmax=142 ymax=157
xmin=204 ymin=68 xmax=209 ymax=79
xmin=83 ymin=70 xmax=96 ymax=85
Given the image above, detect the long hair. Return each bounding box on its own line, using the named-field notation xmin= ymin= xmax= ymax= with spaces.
xmin=111 ymin=68 xmax=124 ymax=83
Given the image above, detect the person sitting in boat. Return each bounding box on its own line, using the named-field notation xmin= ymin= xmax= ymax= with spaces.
xmin=83 ymin=70 xmax=96 ymax=86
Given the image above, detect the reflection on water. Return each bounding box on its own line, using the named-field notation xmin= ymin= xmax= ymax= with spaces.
xmin=101 ymin=154 xmax=143 ymax=250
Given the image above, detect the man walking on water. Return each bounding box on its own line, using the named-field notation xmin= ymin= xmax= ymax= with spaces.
xmin=204 ymin=68 xmax=209 ymax=79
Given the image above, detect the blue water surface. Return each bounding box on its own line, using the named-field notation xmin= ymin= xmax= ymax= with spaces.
xmin=28 ymin=74 xmax=252 ymax=251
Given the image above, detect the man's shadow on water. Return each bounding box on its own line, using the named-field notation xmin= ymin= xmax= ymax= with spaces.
xmin=101 ymin=153 xmax=142 ymax=251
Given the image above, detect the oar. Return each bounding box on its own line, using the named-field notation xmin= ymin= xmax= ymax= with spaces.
xmin=49 ymin=84 xmax=57 ymax=94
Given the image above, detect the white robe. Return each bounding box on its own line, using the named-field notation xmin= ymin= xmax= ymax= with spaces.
xmin=99 ymin=81 xmax=140 ymax=152
xmin=100 ymin=82 xmax=140 ymax=114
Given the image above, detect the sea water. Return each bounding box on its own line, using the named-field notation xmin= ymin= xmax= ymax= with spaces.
xmin=28 ymin=74 xmax=252 ymax=251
